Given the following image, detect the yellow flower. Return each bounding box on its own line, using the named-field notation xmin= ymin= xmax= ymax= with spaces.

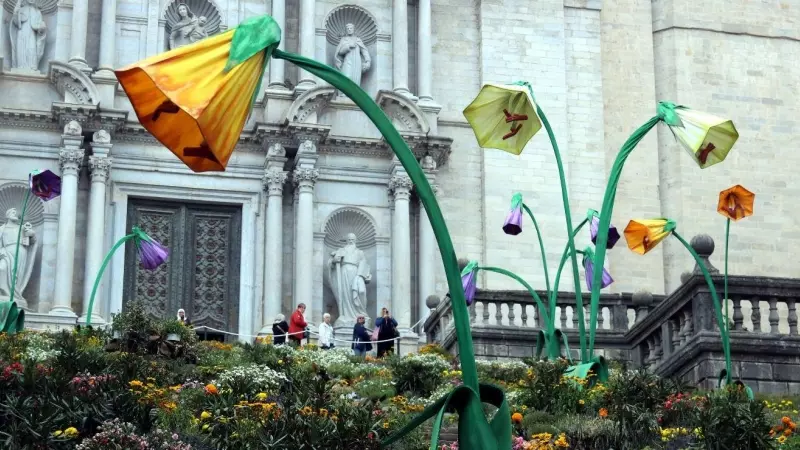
xmin=624 ymin=219 xmax=676 ymax=255
xmin=202 ymin=424 xmax=209 ymax=431
xmin=129 ymin=380 xmax=143 ymax=388
xmin=255 ymin=392 xmax=268 ymax=401
xmin=659 ymin=102 xmax=738 ymax=169
xmin=383 ymin=421 xmax=389 ymax=429
xmin=201 ymin=411 xmax=212 ymax=420
xmin=278 ymin=359 xmax=284 ymax=365
xmin=52 ymin=430 xmax=63 ymax=437
xmin=463 ymin=83 xmax=543 ymax=155
xmin=578 ymin=399 xmax=585 ymax=406
xmin=64 ymin=427 xmax=79 ymax=438
xmin=319 ymin=408 xmax=329 ymax=417
xmin=778 ymin=435 xmax=787 ymax=444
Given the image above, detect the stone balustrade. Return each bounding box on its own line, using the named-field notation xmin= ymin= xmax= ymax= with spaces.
xmin=424 ymin=235 xmax=800 ymax=394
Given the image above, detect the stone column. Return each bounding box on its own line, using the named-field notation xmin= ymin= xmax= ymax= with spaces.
xmin=80 ymin=131 xmax=112 ymax=324
xmin=417 ymin=156 xmax=437 ymax=328
xmin=297 ymin=0 xmax=316 ymax=88
xmin=392 ymin=0 xmax=410 ymax=95
xmin=268 ymin=0 xmax=286 ymax=88
xmin=70 ymin=0 xmax=90 ymax=66
xmin=96 ymin=0 xmax=117 ymax=73
xmin=417 ymin=0 xmax=433 ymax=101
xmin=262 ymin=144 xmax=288 ymax=329
xmin=292 ymin=166 xmax=319 ymax=321
xmin=389 ymin=171 xmax=413 ymax=332
xmin=51 ymin=121 xmax=85 ymax=317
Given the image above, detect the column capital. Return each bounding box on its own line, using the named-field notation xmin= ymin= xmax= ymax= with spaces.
xmin=89 ymin=155 xmax=113 ymax=182
xmin=389 ymin=174 xmax=413 ymax=200
xmin=263 ymin=168 xmax=288 ymax=196
xmin=59 ymin=148 xmax=85 ymax=175
xmin=293 ymin=167 xmax=319 ymax=192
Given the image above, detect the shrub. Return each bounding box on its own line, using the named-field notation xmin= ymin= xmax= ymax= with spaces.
xmin=387 ymin=353 xmax=448 ymax=397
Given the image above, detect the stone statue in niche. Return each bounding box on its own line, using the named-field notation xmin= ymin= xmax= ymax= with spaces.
xmin=169 ymin=3 xmax=207 ymax=49
xmin=334 ymin=23 xmax=371 ymax=87
xmin=9 ymin=0 xmax=47 ymax=72
xmin=327 ymin=232 xmax=371 ymax=329
xmin=0 ymin=208 xmax=38 ymax=304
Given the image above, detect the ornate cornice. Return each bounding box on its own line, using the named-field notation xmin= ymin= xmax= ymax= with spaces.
xmin=59 ymin=148 xmax=85 ymax=174
xmin=89 ymin=155 xmax=113 ymax=182
xmin=263 ymin=169 xmax=288 ymax=196
xmin=287 ymin=122 xmax=331 ymax=145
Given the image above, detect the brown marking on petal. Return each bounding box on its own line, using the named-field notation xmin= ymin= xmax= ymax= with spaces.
xmin=503 ymin=109 xmax=528 ymax=123
xmin=184 ymin=141 xmax=213 ymax=158
xmin=502 ymin=123 xmax=523 ymax=140
xmin=697 ymin=142 xmax=716 ymax=165
xmin=151 ymin=100 xmax=180 ymax=122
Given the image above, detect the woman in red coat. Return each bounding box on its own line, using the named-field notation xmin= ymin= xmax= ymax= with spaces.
xmin=288 ymin=303 xmax=307 ymax=346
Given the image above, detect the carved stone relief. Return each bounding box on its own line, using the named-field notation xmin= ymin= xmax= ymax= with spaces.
xmin=0 ymin=182 xmax=45 ymax=308
xmin=3 ymin=0 xmax=57 ymax=72
xmin=164 ymin=0 xmax=222 ymax=50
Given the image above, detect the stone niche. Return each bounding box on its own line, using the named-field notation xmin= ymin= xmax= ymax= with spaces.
xmin=321 ymin=207 xmax=378 ymax=330
xmin=2 ymin=0 xmax=59 ymax=73
xmin=162 ymin=0 xmax=223 ymax=51
xmin=323 ymin=4 xmax=379 ymax=97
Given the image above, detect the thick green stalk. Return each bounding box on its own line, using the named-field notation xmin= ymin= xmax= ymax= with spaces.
xmin=588 ymin=116 xmax=661 ymax=357
xmin=480 ymin=266 xmax=551 ymax=327
xmin=527 ymin=90 xmax=586 ymax=362
xmin=275 ymin=49 xmax=480 ymax=391
xmin=521 ymin=204 xmax=551 ymax=296
xmin=9 ymin=190 xmax=31 ymax=305
xmin=86 ymin=234 xmax=134 ymax=326
xmin=549 ymin=218 xmax=588 ymax=330
xmin=673 ymin=230 xmax=732 ymax=384
xmin=724 ymin=218 xmax=730 ymax=332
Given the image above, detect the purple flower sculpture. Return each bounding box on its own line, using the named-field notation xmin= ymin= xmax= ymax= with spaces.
xmin=133 ymin=227 xmax=169 ymax=270
xmin=28 ymin=169 xmax=61 ymax=201
xmin=589 ymin=210 xmax=621 ymax=249
xmin=460 ymin=260 xmax=479 ymax=306
xmin=582 ymin=247 xmax=613 ymax=291
xmin=502 ymin=193 xmax=524 ymax=235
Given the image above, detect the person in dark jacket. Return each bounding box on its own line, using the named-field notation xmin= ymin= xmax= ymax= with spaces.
xmin=351 ymin=315 xmax=372 ymax=357
xmin=375 ymin=307 xmax=398 ymax=357
xmin=271 ymin=314 xmax=289 ymax=345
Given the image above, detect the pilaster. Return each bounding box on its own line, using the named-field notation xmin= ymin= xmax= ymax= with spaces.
xmin=261 ymin=143 xmax=289 ymax=331
xmin=389 ymin=162 xmax=413 ymax=335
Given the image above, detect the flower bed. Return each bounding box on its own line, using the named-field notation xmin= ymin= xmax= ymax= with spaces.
xmin=0 ymin=331 xmax=795 ymax=449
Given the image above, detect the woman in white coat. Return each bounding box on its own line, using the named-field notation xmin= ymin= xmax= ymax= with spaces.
xmin=319 ymin=313 xmax=335 ymax=350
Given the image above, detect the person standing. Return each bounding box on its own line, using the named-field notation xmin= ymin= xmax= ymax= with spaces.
xmin=272 ymin=314 xmax=289 ymax=345
xmin=319 ymin=313 xmax=335 ymax=349
xmin=351 ymin=315 xmax=372 ymax=357
xmin=375 ymin=307 xmax=398 ymax=358
xmin=176 ymin=308 xmax=191 ymax=326
xmin=288 ymin=303 xmax=307 ymax=347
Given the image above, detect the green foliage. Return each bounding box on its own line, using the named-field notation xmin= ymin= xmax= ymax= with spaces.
xmin=386 ymin=353 xmax=448 ymax=398
xmin=692 ymin=386 xmax=775 ymax=450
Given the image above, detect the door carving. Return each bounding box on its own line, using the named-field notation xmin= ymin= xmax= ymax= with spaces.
xmin=123 ymin=199 xmax=242 ymax=334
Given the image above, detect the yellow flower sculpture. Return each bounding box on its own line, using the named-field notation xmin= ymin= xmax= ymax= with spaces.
xmin=659 ymin=102 xmax=739 ymax=169
xmin=717 ymin=184 xmax=755 ymax=221
xmin=115 ymin=16 xmax=281 ymax=172
xmin=623 ymin=219 xmax=676 ymax=255
xmin=462 ymin=83 xmax=542 ymax=155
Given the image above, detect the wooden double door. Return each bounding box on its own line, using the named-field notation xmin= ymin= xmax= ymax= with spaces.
xmin=123 ymin=198 xmax=242 ymax=334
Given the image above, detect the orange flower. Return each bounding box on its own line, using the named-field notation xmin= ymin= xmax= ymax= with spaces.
xmin=511 ymin=412 xmax=523 ymax=424
xmin=782 ymin=416 xmax=791 ymax=425
xmin=204 ymin=384 xmax=218 ymax=395
xmin=599 ymin=408 xmax=608 ymax=418
xmin=785 ymin=428 xmax=792 ymax=436
xmin=717 ymin=185 xmax=754 ymax=221
xmin=623 ymin=219 xmax=676 ymax=255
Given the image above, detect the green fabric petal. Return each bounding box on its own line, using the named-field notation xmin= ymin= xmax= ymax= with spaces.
xmin=509 ymin=192 xmax=523 ymax=210
xmin=657 ymin=101 xmax=684 ymax=127
xmin=461 ymin=260 xmax=479 ymax=277
xmin=224 ymin=15 xmax=281 ymax=72
xmin=0 ymin=301 xmax=24 ymax=334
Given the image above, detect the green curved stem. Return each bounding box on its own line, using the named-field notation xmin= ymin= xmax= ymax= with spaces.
xmin=9 ymin=190 xmax=30 ymax=305
xmin=516 ymin=82 xmax=586 ymax=362
xmin=588 ymin=116 xmax=661 ymax=357
xmin=673 ymin=230 xmax=732 ymax=384
xmin=480 ymin=266 xmax=551 ymax=328
xmin=549 ymin=218 xmax=588 ymax=329
xmin=724 ymin=218 xmax=730 ymax=332
xmin=521 ymin=204 xmax=551 ymax=296
xmin=86 ymin=234 xmax=135 ymax=326
xmin=274 ymin=49 xmax=479 ymax=391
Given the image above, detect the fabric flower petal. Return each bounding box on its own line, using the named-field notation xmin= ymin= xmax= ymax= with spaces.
xmin=460 ymin=260 xmax=479 ymax=306
xmin=717 ymin=184 xmax=754 ymax=221
xmin=502 ymin=193 xmax=524 ymax=235
xmin=28 ymin=169 xmax=61 ymax=201
xmin=623 ymin=219 xmax=676 ymax=255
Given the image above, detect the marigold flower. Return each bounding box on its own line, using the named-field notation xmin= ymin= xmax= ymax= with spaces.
xmin=204 ymin=384 xmax=218 ymax=395
xmin=598 ymin=408 xmax=608 ymax=418
xmin=511 ymin=412 xmax=523 ymax=423
xmin=717 ymin=185 xmax=754 ymax=221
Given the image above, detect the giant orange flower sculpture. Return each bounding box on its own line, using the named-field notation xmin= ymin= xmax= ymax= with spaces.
xmin=717 ymin=185 xmax=754 ymax=221
xmin=623 ymin=219 xmax=676 ymax=255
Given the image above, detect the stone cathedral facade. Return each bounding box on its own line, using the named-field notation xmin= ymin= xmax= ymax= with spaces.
xmin=0 ymin=0 xmax=796 ymax=342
